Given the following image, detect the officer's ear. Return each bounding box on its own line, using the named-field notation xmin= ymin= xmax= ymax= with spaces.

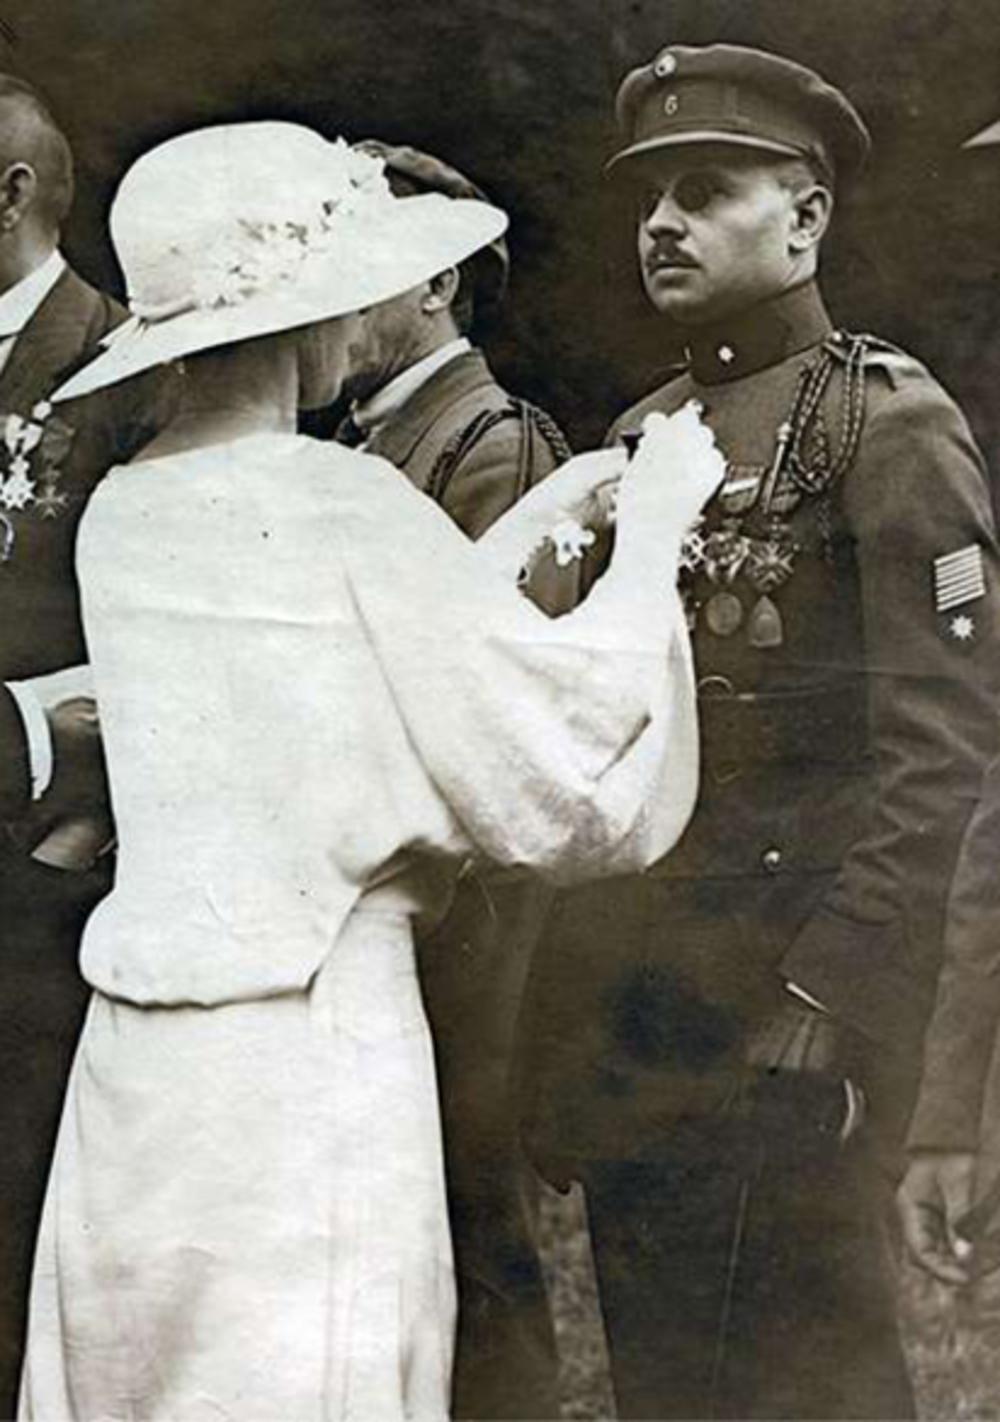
xmin=788 ymin=181 xmax=833 ymax=255
xmin=421 ymin=267 xmax=461 ymax=315
xmin=0 ymin=160 xmax=38 ymax=234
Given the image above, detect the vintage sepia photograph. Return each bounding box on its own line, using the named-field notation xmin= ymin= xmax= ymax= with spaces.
xmin=0 ymin=1 xmax=999 ymax=1418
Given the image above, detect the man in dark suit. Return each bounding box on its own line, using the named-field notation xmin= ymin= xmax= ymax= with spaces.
xmin=330 ymin=140 xmax=572 ymax=1420
xmin=0 ymin=74 xmax=166 ymax=1412
xmin=522 ymin=45 xmax=1000 ymax=1419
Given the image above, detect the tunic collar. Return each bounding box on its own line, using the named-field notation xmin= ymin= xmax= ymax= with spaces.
xmin=682 ymin=280 xmax=833 ymax=386
xmin=352 ymin=337 xmax=471 ymax=436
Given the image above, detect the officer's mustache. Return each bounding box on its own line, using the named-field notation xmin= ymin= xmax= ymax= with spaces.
xmin=644 ymin=242 xmax=700 ymax=270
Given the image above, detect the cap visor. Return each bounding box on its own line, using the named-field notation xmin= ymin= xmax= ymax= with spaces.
xmin=963 ymin=118 xmax=1000 ymax=149
xmin=606 ymin=130 xmax=805 ymax=174
xmin=53 ymin=195 xmax=508 ymax=402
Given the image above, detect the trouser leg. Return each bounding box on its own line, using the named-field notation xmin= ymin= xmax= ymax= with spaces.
xmin=419 ymin=876 xmax=559 ymax=1420
xmin=586 ymin=1104 xmax=915 ymax=1421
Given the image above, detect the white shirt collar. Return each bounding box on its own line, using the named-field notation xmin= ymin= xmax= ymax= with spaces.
xmin=353 ymin=337 xmax=472 ymax=435
xmin=0 ymin=249 xmax=66 ymax=339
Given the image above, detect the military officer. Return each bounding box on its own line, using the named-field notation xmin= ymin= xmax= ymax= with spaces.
xmin=330 ymin=141 xmax=572 ymax=1421
xmin=0 ymin=74 xmax=167 ymax=1412
xmin=898 ymin=111 xmax=1000 ymax=1289
xmin=333 ymin=139 xmax=572 ymax=544
xmin=521 ymin=44 xmax=1000 ymax=1419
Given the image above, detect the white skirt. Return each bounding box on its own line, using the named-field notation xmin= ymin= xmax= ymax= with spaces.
xmin=19 ymin=903 xmax=456 ymax=1421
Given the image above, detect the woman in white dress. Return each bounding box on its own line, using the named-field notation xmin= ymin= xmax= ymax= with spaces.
xmin=19 ymin=122 xmax=722 ymax=1421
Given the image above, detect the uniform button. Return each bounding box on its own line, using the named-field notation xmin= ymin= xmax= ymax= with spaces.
xmin=761 ymin=846 xmax=782 ymax=874
xmin=654 ymin=52 xmax=677 ymax=77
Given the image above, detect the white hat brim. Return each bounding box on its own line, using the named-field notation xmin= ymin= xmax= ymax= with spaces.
xmin=54 ymin=194 xmax=507 ymax=402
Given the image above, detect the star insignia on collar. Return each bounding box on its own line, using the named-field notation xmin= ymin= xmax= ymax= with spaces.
xmin=949 ymin=613 xmax=976 ymax=642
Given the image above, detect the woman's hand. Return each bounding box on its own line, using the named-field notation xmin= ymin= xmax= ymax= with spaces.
xmin=615 ymin=404 xmax=724 ymax=555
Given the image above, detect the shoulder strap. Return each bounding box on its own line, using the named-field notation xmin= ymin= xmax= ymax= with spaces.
xmin=426 ymin=396 xmax=571 ymax=509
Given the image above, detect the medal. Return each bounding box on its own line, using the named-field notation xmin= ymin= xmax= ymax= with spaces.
xmin=705 ymin=590 xmax=744 ymax=637
xmin=679 ymin=526 xmax=707 ymax=574
xmin=745 ymin=524 xmax=798 ymax=594
xmin=747 ymin=594 xmax=784 ymax=648
xmin=703 ymin=524 xmax=750 ymax=584
xmin=719 ymin=464 xmax=765 ymax=516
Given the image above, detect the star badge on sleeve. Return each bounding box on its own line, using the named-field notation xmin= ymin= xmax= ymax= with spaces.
xmin=933 ymin=545 xmax=985 ymax=643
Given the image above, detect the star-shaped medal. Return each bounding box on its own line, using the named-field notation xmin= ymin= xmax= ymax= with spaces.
xmin=34 ymin=485 xmax=69 ymax=519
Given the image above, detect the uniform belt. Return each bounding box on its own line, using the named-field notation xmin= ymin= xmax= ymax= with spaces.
xmin=697 ymin=682 xmax=868 ymax=782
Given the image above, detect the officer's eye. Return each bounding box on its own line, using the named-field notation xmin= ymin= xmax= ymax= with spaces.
xmin=637 ymin=185 xmax=664 ymax=221
xmin=672 ymin=172 xmax=719 ymax=213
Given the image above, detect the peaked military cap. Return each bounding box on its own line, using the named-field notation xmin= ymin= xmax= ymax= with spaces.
xmin=608 ymin=43 xmax=871 ymax=186
xmin=964 ymin=117 xmax=1000 ymax=148
xmin=353 ymin=138 xmax=509 ymax=311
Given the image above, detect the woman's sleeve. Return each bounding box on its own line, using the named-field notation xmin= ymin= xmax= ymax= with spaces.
xmin=335 ymin=453 xmax=699 ymax=884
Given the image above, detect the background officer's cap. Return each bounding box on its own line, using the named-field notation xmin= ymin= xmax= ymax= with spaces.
xmin=608 ymin=43 xmax=871 ymax=188
xmin=353 ymin=138 xmax=509 ymax=314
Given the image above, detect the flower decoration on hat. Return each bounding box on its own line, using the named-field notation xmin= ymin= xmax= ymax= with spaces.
xmin=133 ymin=140 xmax=394 ymax=321
xmin=51 ymin=121 xmax=510 ymax=405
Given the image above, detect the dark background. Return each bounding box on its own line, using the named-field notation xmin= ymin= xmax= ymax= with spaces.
xmin=3 ymin=0 xmax=1000 ymax=459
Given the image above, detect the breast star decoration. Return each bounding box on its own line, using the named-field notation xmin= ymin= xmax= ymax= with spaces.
xmin=0 ymin=403 xmax=74 ymax=519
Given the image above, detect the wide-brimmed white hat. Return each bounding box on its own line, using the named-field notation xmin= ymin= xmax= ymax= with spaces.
xmin=53 ymin=121 xmax=508 ymax=402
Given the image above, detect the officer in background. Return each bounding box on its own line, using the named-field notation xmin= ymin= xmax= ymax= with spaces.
xmin=522 ymin=44 xmax=1000 ymax=1419
xmin=898 ymin=110 xmax=1000 ymax=1289
xmin=334 ymin=139 xmax=571 ymax=541
xmin=331 ymin=142 xmax=572 ymax=1420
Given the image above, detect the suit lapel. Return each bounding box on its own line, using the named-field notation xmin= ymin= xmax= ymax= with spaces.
xmin=0 ymin=269 xmax=112 ymax=414
xmin=365 ymin=350 xmax=495 ymax=489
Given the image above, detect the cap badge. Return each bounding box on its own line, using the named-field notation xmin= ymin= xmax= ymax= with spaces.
xmin=654 ymin=53 xmax=678 ymax=78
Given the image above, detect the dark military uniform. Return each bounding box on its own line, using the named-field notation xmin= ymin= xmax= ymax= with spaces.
xmin=359 ymin=345 xmax=571 ymax=543
xmin=0 ymin=265 xmax=169 ymax=1413
xmin=523 ymin=274 xmax=1000 ymax=1418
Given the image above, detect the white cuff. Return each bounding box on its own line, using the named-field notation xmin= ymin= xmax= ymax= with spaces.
xmin=5 ymin=681 xmax=54 ymax=799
